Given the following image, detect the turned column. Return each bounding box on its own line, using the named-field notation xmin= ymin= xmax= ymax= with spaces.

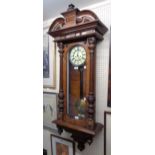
xmin=57 ymin=42 xmax=64 ymax=120
xmin=87 ymin=37 xmax=96 ymax=129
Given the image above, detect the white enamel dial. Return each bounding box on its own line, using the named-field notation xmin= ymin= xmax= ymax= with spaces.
xmin=69 ymin=46 xmax=86 ymax=66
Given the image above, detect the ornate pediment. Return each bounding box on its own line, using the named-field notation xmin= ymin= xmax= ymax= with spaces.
xmin=48 ymin=4 xmax=108 ymax=42
xmin=49 ymin=17 xmax=65 ymax=31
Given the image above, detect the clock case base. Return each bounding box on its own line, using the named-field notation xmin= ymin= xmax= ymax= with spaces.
xmin=53 ymin=119 xmax=103 ymax=151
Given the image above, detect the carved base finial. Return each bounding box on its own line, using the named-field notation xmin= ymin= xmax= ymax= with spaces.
xmin=71 ymin=133 xmax=93 ymax=151
xmin=77 ymin=143 xmax=85 ymax=151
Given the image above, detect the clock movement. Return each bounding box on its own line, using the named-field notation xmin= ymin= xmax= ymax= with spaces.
xmin=48 ymin=4 xmax=108 ymax=151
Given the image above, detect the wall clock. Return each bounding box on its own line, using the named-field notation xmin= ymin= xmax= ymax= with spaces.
xmin=48 ymin=4 xmax=108 ymax=151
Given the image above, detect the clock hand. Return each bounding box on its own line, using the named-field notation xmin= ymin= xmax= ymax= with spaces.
xmin=75 ymin=52 xmax=77 ymax=58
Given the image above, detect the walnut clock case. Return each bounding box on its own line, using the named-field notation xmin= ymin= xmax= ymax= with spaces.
xmin=48 ymin=4 xmax=108 ymax=151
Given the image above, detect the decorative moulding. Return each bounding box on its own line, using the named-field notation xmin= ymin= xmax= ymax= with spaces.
xmin=48 ymin=4 xmax=108 ymax=151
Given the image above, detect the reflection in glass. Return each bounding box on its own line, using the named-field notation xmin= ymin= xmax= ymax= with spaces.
xmin=67 ymin=51 xmax=88 ymax=119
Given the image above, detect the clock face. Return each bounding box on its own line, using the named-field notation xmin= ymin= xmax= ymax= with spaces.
xmin=69 ymin=46 xmax=86 ymax=66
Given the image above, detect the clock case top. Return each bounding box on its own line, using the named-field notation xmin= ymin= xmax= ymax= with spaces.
xmin=48 ymin=4 xmax=107 ymax=42
xmin=48 ymin=4 xmax=108 ymax=151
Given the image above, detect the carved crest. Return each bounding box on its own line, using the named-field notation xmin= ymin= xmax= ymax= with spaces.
xmin=48 ymin=4 xmax=108 ymax=41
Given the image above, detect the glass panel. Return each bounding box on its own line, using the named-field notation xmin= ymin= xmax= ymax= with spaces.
xmin=67 ymin=52 xmax=88 ymax=120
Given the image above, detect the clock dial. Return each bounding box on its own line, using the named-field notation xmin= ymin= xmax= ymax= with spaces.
xmin=70 ymin=46 xmax=86 ymax=66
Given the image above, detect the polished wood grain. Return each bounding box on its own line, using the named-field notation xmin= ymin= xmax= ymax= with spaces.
xmin=49 ymin=4 xmax=108 ymax=151
xmin=57 ymin=42 xmax=65 ymax=120
xmin=63 ymin=42 xmax=89 ymax=127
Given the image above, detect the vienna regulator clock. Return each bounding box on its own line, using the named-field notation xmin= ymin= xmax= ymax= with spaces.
xmin=48 ymin=4 xmax=108 ymax=151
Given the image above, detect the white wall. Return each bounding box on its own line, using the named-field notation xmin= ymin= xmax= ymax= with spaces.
xmin=43 ymin=1 xmax=111 ymax=155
